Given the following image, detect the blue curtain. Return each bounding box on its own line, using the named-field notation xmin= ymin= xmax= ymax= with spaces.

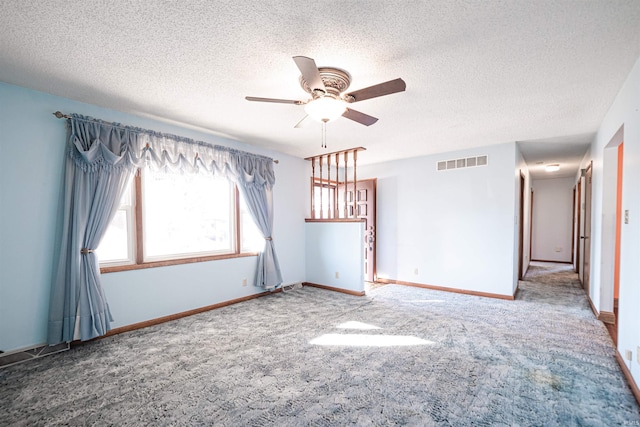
xmin=234 ymin=157 xmax=283 ymax=289
xmin=48 ymin=114 xmax=281 ymax=344
xmin=48 ymin=115 xmax=140 ymax=344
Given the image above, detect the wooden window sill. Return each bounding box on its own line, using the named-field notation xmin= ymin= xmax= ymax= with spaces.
xmin=100 ymin=252 xmax=259 ymax=274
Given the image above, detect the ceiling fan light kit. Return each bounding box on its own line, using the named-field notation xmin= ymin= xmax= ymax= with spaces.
xmin=246 ymin=56 xmax=406 ymax=148
xmin=304 ymin=97 xmax=347 ymax=123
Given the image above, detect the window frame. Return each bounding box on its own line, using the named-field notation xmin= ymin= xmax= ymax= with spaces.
xmin=100 ymin=170 xmax=259 ymax=274
xmin=312 ymin=178 xmax=339 ymax=219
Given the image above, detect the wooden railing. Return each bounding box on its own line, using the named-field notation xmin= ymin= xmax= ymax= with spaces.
xmin=305 ymin=147 xmax=366 ymax=220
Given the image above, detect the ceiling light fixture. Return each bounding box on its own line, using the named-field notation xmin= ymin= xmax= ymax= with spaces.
xmin=304 ymin=96 xmax=347 ymax=123
xmin=545 ymin=164 xmax=560 ymax=172
xmin=304 ymin=96 xmax=348 ymax=149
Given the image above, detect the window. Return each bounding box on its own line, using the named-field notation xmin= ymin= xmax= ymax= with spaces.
xmin=143 ymin=170 xmax=234 ymax=260
xmin=311 ymin=179 xmax=362 ymax=219
xmin=95 ymin=183 xmax=135 ymax=265
xmin=97 ymin=169 xmax=263 ymax=271
xmin=313 ymin=181 xmax=336 ymax=219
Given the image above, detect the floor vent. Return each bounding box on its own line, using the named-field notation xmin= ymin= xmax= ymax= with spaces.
xmin=437 ymin=155 xmax=489 ymax=171
xmin=0 ymin=343 xmax=69 ymax=369
xmin=281 ymin=282 xmax=303 ymax=292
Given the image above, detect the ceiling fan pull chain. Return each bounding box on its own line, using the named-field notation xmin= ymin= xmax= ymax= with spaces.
xmin=322 ymin=120 xmax=327 ymax=148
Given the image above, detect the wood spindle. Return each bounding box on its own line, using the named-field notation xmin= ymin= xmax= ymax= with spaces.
xmin=311 ymin=157 xmax=316 ymax=219
xmin=334 ymin=152 xmax=339 ymax=219
xmin=319 ymin=155 xmax=323 ymax=219
xmin=353 ymin=149 xmax=357 ymax=218
xmin=324 ymin=154 xmax=328 ymax=218
xmin=326 ymin=154 xmax=331 ymax=218
xmin=344 ymin=151 xmax=349 ymax=218
xmin=328 ymin=153 xmax=332 ymax=219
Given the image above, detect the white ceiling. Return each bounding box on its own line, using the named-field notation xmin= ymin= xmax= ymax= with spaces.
xmin=2 ymin=1 xmax=640 ymax=174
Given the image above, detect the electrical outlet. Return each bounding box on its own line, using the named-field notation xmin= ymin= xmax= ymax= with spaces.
xmin=554 ymin=247 xmax=562 ymax=252
xmin=637 ymin=347 xmax=640 ymax=364
xmin=242 ymin=278 xmax=247 ymax=286
xmin=625 ymin=349 xmax=632 ymax=361
xmin=414 ymin=268 xmax=419 ymax=275
xmin=625 ymin=210 xmax=629 ymax=224
xmin=335 ymin=272 xmax=339 ymax=279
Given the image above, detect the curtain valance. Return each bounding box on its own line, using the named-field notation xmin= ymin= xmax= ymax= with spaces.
xmin=67 ymin=114 xmax=276 ymax=185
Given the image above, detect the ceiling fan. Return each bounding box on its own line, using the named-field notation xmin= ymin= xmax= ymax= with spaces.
xmin=245 ymin=56 xmax=406 ymax=130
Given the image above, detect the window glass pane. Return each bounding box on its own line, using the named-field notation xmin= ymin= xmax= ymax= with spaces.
xmin=96 ymin=210 xmax=130 ymax=263
xmin=143 ymin=170 xmax=233 ymax=259
xmin=239 ymin=195 xmax=263 ymax=252
xmin=97 ymin=180 xmax=134 ymax=265
xmin=313 ymin=185 xmax=334 ymax=218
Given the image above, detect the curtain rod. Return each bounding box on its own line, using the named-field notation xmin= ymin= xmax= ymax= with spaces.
xmin=52 ymin=111 xmax=279 ymax=164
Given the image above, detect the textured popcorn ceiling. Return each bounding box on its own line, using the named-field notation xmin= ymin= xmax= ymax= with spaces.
xmin=1 ymin=1 xmax=640 ymax=174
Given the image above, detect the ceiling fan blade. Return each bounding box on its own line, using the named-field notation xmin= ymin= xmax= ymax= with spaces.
xmin=345 ymin=78 xmax=406 ymax=103
xmin=342 ymin=108 xmax=379 ymax=126
xmin=294 ymin=115 xmax=310 ymax=128
xmin=292 ymin=56 xmax=326 ymax=94
xmin=245 ymin=96 xmax=303 ymax=105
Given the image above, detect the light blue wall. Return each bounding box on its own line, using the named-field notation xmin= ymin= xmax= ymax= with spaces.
xmin=582 ymin=56 xmax=640 ymax=384
xmin=0 ymin=82 xmax=307 ymax=353
xmin=305 ymin=222 xmax=364 ymax=293
xmin=358 ymin=142 xmax=518 ymax=297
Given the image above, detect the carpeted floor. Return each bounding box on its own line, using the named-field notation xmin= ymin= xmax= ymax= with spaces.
xmin=1 ymin=262 xmax=639 ymax=426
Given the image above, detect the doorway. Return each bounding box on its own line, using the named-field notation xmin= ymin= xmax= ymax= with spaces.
xmin=575 ymin=180 xmax=581 ymax=274
xmin=601 ymin=138 xmax=624 ymax=344
xmin=354 ymin=179 xmax=377 ymax=282
xmin=529 ymin=189 xmax=534 ymax=264
xmin=518 ymin=172 xmax=526 ymax=280
xmin=581 ymin=162 xmax=593 ymax=295
xmin=613 ymin=143 xmax=623 ymax=339
xmin=335 ymin=178 xmax=377 ymax=283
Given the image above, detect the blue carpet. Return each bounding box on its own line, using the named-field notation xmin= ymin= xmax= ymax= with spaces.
xmin=1 ymin=262 xmax=638 ymax=425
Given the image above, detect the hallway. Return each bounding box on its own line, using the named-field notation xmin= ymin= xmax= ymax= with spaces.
xmin=520 ymin=261 xmax=617 ymax=345
xmin=518 ymin=261 xmax=589 ymax=306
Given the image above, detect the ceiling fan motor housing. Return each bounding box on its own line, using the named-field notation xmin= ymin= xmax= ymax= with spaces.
xmin=300 ymin=67 xmax=353 ymax=101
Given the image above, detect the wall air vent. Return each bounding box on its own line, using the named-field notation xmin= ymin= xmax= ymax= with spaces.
xmin=436 ymin=155 xmax=488 ymax=172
